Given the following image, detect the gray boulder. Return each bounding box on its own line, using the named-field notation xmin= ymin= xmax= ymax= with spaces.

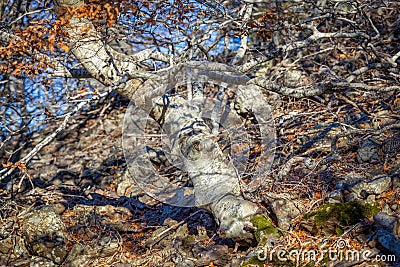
xmin=19 ymin=205 xmax=67 ymax=264
xmin=376 ymin=229 xmax=400 ymax=259
xmin=348 ymin=175 xmax=392 ymax=198
xmin=374 ymin=212 xmax=400 ymax=237
xmin=357 ymin=139 xmax=381 ymax=163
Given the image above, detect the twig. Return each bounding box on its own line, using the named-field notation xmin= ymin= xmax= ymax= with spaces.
xmin=331 ymin=123 xmax=400 ymax=156
xmin=9 ymin=8 xmax=52 ymax=25
xmin=0 ymin=85 xmax=116 ymax=182
xmin=146 ymin=210 xmax=202 ymax=248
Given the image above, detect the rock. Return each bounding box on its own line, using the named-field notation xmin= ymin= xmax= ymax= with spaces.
xmin=96 ymin=205 xmax=132 ymax=220
xmin=348 ymin=175 xmax=392 ymax=197
xmin=245 ymin=215 xmax=280 ymax=253
xmin=393 ymin=176 xmax=400 ymax=188
xmin=176 ymin=259 xmax=196 ymax=267
xmin=374 ymin=212 xmax=400 ymax=236
xmin=374 ymin=212 xmax=397 ymax=231
xmin=283 ymin=69 xmax=310 ymax=87
xmin=355 ymin=233 xmax=370 ymax=243
xmin=192 ymin=245 xmax=207 ymax=258
xmin=195 ymin=245 xmax=229 ymax=266
xmin=29 ymin=256 xmax=57 ymax=267
xmin=357 ymin=139 xmax=381 ymax=163
xmin=175 ymin=224 xmax=189 ymax=239
xmin=376 ymin=229 xmax=400 ymax=259
xmin=366 ymin=194 xmax=375 ymax=204
xmin=394 ymin=221 xmax=400 ymax=237
xmin=326 ymin=189 xmax=344 ymax=203
xmin=147 ymin=222 xmax=190 ymax=249
xmin=382 ymin=203 xmax=392 ymax=214
xmin=336 ymin=173 xmax=364 ymax=190
xmin=344 ymin=192 xmax=360 ymax=202
xmin=63 ymin=243 xmax=91 ymax=267
xmin=368 ymin=237 xmax=377 ymax=248
xmin=63 ymin=236 xmax=120 ymax=267
xmin=301 ymin=202 xmax=379 ymax=236
xmin=146 ymin=225 xmax=173 ymax=247
xmin=332 ymin=248 xmax=379 ymax=267
xmin=92 ymin=236 xmax=120 ymax=257
xmin=53 ymin=203 xmax=67 ymax=215
xmin=19 ymin=205 xmax=67 ymax=264
xmin=270 ymin=198 xmax=303 ymax=230
xmin=348 ymin=182 xmax=367 ymax=198
xmin=365 ymin=175 xmax=392 ymax=195
xmin=0 ymin=235 xmax=29 ymax=260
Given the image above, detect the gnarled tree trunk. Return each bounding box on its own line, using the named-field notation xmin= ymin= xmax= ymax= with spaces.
xmin=54 ymin=0 xmax=268 ymax=242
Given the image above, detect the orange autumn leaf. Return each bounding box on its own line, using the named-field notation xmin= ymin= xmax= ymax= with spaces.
xmin=383 ymin=165 xmax=391 ymax=172
xmin=2 ymin=162 xmax=14 ymax=168
xmin=314 ymin=191 xmax=322 ymax=199
xmin=59 ymin=43 xmax=69 ymax=52
xmin=378 ymin=190 xmax=394 ymax=198
xmin=286 ymin=133 xmax=295 ymax=141
xmin=76 ymin=88 xmax=90 ymax=94
xmin=15 ymin=161 xmax=27 ymax=171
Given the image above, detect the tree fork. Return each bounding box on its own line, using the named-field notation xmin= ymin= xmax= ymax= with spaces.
xmin=150 ymin=94 xmax=263 ymax=242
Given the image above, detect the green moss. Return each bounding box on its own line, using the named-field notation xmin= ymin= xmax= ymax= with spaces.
xmin=241 ymin=256 xmax=264 ymax=267
xmin=304 ymin=202 xmax=379 ymax=229
xmin=251 ymin=214 xmax=273 ymax=230
xmin=360 ymin=203 xmax=380 ymax=217
xmin=251 ymin=214 xmax=281 ymax=244
xmin=181 ymin=235 xmax=195 ymax=246
xmin=335 ymin=227 xmax=344 ymax=236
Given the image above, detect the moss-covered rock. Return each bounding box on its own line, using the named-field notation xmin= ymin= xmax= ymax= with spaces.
xmin=251 ymin=214 xmax=282 ymax=245
xmin=241 ymin=256 xmax=264 ymax=267
xmin=302 ymin=202 xmax=379 ymax=235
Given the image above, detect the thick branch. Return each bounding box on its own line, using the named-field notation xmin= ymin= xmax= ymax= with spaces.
xmin=238 ymin=26 xmax=371 ymax=72
xmin=249 ymin=77 xmax=400 ymax=97
xmin=232 ymin=3 xmax=253 ymax=65
xmin=54 ymin=0 xmax=144 ymax=99
xmin=282 ymin=30 xmax=370 ymax=52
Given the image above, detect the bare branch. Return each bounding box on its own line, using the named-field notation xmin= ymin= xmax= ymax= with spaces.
xmin=0 ymin=86 xmax=116 ymax=181
xmin=232 ymin=3 xmax=253 ymax=65
xmin=250 ymin=77 xmax=400 ymax=98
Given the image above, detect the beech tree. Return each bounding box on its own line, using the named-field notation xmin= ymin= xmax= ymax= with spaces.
xmin=1 ymin=0 xmax=399 ymax=244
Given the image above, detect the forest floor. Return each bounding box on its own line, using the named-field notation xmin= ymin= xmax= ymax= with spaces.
xmin=0 ymin=90 xmax=399 ymax=267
